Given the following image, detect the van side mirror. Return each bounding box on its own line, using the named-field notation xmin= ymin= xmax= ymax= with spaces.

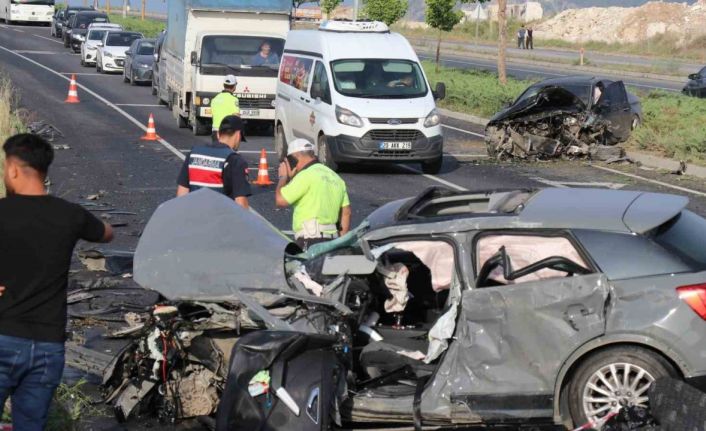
xmin=433 ymin=82 xmax=446 ymax=101
xmin=190 ymin=51 xmax=198 ymax=66
xmin=311 ymin=83 xmax=322 ymax=100
xmin=688 ymin=73 xmax=700 ymax=80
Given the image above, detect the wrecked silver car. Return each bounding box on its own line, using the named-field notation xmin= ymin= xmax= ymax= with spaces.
xmin=102 ymin=188 xmax=706 ymax=430
xmin=486 ymin=77 xmax=640 ymax=160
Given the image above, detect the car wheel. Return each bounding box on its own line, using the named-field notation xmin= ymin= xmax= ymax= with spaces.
xmin=631 ymin=115 xmax=641 ymax=131
xmin=96 ymin=60 xmax=102 ymax=73
xmin=151 ymin=84 xmax=157 ymax=96
xmin=80 ymin=58 xmax=85 ymax=67
xmin=123 ymin=69 xmax=129 ymax=83
xmin=130 ymin=73 xmax=136 ymax=86
xmin=422 ymin=156 xmax=443 ymax=175
xmin=317 ymin=134 xmax=338 ymax=172
xmin=274 ymin=123 xmax=287 ymax=161
xmin=567 ymin=346 xmax=678 ymax=428
xmin=63 ymin=37 xmax=69 ymax=48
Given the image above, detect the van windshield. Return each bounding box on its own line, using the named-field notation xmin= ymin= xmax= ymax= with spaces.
xmin=330 ymin=59 xmax=428 ymax=99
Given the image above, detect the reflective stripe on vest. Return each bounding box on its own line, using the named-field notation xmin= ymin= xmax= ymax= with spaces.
xmin=211 ymin=91 xmax=240 ymax=131
xmin=188 ymin=145 xmax=234 ymax=193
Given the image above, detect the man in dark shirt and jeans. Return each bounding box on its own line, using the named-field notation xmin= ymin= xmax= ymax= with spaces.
xmin=0 ymin=134 xmax=113 ymax=430
xmin=176 ymin=115 xmax=251 ymax=209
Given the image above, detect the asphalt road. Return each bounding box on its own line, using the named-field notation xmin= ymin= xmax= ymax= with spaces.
xmin=417 ymin=49 xmax=687 ymax=92
xmin=3 ymin=21 xmax=706 ymax=431
xmin=409 ymin=36 xmax=703 ymax=76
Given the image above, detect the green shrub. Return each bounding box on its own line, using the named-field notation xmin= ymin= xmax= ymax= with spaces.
xmin=108 ymin=14 xmax=164 ymax=38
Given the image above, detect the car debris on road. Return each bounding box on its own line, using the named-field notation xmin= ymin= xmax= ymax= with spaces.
xmin=485 ymin=77 xmax=640 ymax=161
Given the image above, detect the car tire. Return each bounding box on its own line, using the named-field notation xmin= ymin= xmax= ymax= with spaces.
xmin=123 ymin=69 xmax=129 ymax=83
xmin=151 ymin=84 xmax=157 ymax=96
xmin=96 ymin=60 xmax=102 ymax=73
xmin=631 ymin=115 xmax=641 ymax=131
xmin=80 ymin=58 xmax=85 ymax=67
xmin=63 ymin=37 xmax=69 ymax=48
xmin=317 ymin=134 xmax=338 ymax=172
xmin=130 ymin=73 xmax=137 ymax=86
xmin=567 ymin=345 xmax=678 ymax=428
xmin=274 ymin=123 xmax=287 ymax=161
xmin=422 ymin=157 xmax=443 ymax=175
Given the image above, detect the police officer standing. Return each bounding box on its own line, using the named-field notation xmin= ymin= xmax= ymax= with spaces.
xmin=275 ymin=139 xmax=351 ymax=250
xmin=177 ymin=115 xmax=251 ymax=209
xmin=210 ymin=75 xmax=240 ymax=143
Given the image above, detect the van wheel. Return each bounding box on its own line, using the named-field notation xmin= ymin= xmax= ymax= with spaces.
xmin=275 ymin=124 xmax=287 ymax=161
xmin=567 ymin=346 xmax=678 ymax=428
xmin=317 ymin=134 xmax=338 ymax=172
xmin=422 ymin=157 xmax=443 ymax=175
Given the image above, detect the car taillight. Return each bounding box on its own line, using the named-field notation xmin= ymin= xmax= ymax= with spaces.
xmin=677 ymin=284 xmax=706 ymax=320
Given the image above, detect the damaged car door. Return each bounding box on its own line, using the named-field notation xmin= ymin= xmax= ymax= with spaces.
xmin=445 ymin=233 xmax=610 ymax=422
xmin=593 ymin=81 xmax=632 ymax=143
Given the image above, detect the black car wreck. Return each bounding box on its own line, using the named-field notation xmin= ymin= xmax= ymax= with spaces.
xmin=100 ymin=188 xmax=706 ymax=431
xmin=682 ymin=66 xmax=706 ymax=98
xmin=485 ymin=77 xmax=641 ymax=161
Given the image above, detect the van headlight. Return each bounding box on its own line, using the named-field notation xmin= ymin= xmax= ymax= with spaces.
xmin=335 ymin=106 xmax=363 ymax=128
xmin=423 ymin=109 xmax=441 ymax=128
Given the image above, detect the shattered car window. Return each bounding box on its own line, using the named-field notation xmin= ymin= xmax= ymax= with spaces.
xmin=476 ymin=234 xmax=588 ymax=284
xmin=516 ymin=82 xmax=592 ymax=106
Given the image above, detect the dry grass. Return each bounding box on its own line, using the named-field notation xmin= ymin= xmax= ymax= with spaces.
xmin=0 ymin=76 xmax=25 ymax=197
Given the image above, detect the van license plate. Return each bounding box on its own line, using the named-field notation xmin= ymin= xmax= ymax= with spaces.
xmin=380 ymin=142 xmax=412 ymax=150
xmin=241 ymin=109 xmax=260 ymax=118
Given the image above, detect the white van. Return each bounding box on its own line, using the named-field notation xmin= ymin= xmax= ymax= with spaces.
xmin=275 ymin=21 xmax=446 ymax=174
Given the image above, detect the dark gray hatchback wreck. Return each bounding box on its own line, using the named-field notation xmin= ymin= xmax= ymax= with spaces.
xmin=103 ymin=187 xmax=706 ymax=430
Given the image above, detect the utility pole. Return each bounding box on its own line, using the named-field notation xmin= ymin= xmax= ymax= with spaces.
xmin=122 ymin=0 xmax=128 ymax=18
xmin=475 ymin=3 xmax=481 ymax=40
xmin=353 ymin=0 xmax=358 ymax=21
xmin=106 ymin=0 xmax=111 ymax=14
xmin=141 ymin=0 xmax=146 ymax=20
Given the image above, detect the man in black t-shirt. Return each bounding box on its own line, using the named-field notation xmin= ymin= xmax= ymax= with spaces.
xmin=176 ymin=115 xmax=251 ymax=209
xmin=0 ymin=134 xmax=113 ymax=431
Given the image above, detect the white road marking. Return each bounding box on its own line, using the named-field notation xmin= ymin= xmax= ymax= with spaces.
xmin=12 ymin=29 xmax=24 ymax=33
xmin=13 ymin=50 xmax=65 ymax=55
xmin=591 ymin=165 xmax=706 ymax=197
xmin=115 ymin=103 xmax=163 ymax=107
xmin=397 ymin=164 xmax=468 ymax=192
xmin=33 ymin=34 xmax=64 ymax=45
xmin=446 ymin=153 xmax=488 ymax=158
xmin=60 ymin=73 xmax=108 ymax=76
xmin=442 ymin=123 xmax=485 ymax=138
xmin=532 ymin=177 xmax=625 ymax=189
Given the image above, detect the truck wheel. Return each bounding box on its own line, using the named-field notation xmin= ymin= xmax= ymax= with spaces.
xmin=422 ymin=157 xmax=443 ymax=175
xmin=192 ymin=117 xmax=209 ymax=136
xmin=317 ymin=134 xmax=338 ymax=172
xmin=274 ymin=124 xmax=287 ymax=161
xmin=567 ymin=346 xmax=678 ymax=428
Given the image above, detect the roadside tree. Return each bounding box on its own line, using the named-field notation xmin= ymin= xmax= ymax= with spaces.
xmin=363 ymin=0 xmax=408 ymax=25
xmin=293 ymin=0 xmax=315 ymax=15
xmin=320 ymin=0 xmax=343 ymax=18
xmin=426 ymin=0 xmax=485 ymax=72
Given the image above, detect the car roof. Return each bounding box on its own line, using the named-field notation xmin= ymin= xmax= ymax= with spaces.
xmin=74 ymin=11 xmax=108 ymax=16
xmin=284 ymin=30 xmax=417 ymax=62
xmin=365 ymin=187 xmax=689 ymax=239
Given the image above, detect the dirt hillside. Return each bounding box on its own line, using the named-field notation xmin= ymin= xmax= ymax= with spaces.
xmin=534 ymin=0 xmax=706 ymax=45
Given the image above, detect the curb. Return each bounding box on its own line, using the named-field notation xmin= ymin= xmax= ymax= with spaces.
xmin=439 ymin=108 xmax=706 ymax=180
xmin=415 ymin=46 xmax=687 ymax=84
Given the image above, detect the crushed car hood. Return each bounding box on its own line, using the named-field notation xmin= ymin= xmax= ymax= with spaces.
xmin=134 ymin=189 xmax=292 ymax=301
xmin=489 ymin=86 xmax=587 ymax=124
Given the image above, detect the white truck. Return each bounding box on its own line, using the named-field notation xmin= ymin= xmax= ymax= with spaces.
xmin=163 ymin=0 xmax=291 ymax=135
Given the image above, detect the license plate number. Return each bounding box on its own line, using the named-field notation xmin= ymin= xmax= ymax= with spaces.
xmin=241 ymin=109 xmax=260 ymax=118
xmin=380 ymin=141 xmax=412 ymax=150
xmin=29 ymin=16 xmax=38 ymax=20
xmin=201 ymin=107 xmax=212 ymax=117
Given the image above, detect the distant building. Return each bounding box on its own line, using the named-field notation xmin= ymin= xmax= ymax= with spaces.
xmin=463 ymin=3 xmax=489 ymax=22
xmin=487 ymin=1 xmax=543 ymax=23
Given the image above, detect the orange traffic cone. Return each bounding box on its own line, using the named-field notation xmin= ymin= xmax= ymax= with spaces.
xmin=253 ymin=148 xmax=274 ymax=186
xmin=140 ymin=113 xmax=160 ymax=141
xmin=64 ymin=74 xmax=80 ymax=104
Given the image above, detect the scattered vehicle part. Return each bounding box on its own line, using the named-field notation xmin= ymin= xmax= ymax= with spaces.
xmin=486 ymin=77 xmax=639 ymax=160
xmin=78 ymin=249 xmax=134 ymax=274
xmin=103 ymin=188 xmax=706 ymax=429
xmin=28 ymin=121 xmax=64 ymax=142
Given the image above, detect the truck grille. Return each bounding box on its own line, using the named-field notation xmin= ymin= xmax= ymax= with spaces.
xmin=239 ymin=96 xmax=275 ymax=109
xmin=366 ymin=129 xmax=424 ymax=141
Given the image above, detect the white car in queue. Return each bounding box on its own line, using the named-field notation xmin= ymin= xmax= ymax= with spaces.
xmin=275 ymin=20 xmax=446 ymax=174
xmin=95 ymin=30 xmax=143 ymax=73
xmin=80 ymin=23 xmax=123 ymax=67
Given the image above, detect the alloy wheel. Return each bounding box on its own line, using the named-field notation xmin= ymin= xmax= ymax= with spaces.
xmin=582 ymin=362 xmax=655 ymax=424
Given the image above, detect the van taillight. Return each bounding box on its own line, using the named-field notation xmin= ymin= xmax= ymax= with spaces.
xmin=677 ymin=284 xmax=706 ymax=320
